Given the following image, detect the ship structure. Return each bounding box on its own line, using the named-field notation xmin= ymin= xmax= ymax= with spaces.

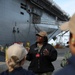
xmin=0 ymin=0 xmax=69 ymax=47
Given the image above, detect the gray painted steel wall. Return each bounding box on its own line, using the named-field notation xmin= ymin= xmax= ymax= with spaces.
xmin=0 ymin=0 xmax=59 ymax=46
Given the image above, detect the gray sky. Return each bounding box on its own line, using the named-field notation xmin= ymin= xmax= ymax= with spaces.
xmin=49 ymin=0 xmax=72 ymax=45
xmin=53 ymin=0 xmax=75 ymax=16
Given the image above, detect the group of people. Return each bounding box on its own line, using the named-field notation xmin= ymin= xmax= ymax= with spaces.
xmin=0 ymin=31 xmax=57 ymax=75
xmin=1 ymin=13 xmax=75 ymax=75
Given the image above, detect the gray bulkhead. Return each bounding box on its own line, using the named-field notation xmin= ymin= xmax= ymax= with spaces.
xmin=0 ymin=0 xmax=69 ymax=46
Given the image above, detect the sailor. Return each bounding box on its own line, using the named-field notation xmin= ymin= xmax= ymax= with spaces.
xmin=0 ymin=43 xmax=35 ymax=75
xmin=26 ymin=31 xmax=57 ymax=75
xmin=54 ymin=13 xmax=75 ymax=75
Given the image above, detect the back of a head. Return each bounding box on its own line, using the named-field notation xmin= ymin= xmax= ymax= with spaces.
xmin=6 ymin=43 xmax=28 ymax=69
xmin=7 ymin=43 xmax=27 ymax=61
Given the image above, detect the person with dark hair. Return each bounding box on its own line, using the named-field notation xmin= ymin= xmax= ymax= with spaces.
xmin=26 ymin=31 xmax=57 ymax=75
xmin=0 ymin=44 xmax=35 ymax=75
xmin=54 ymin=13 xmax=75 ymax=75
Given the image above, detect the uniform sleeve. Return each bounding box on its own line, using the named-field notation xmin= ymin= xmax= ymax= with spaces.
xmin=26 ymin=52 xmax=33 ymax=61
xmin=48 ymin=45 xmax=57 ymax=62
xmin=50 ymin=47 xmax=57 ymax=61
xmin=26 ymin=45 xmax=34 ymax=61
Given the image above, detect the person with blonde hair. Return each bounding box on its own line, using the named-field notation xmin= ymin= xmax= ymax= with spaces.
xmin=0 ymin=43 xmax=35 ymax=75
